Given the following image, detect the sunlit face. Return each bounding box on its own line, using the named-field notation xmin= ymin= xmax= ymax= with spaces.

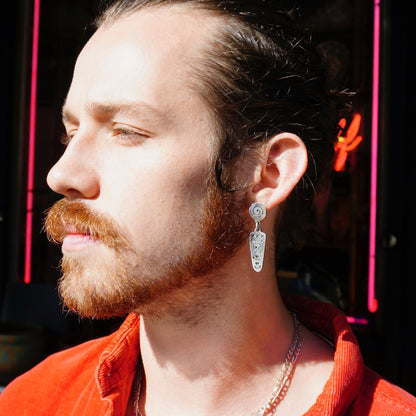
xmin=45 ymin=6 xmax=248 ymax=319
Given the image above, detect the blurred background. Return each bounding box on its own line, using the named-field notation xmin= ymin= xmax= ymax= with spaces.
xmin=0 ymin=0 xmax=415 ymax=395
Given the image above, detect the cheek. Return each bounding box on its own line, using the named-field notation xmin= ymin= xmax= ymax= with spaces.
xmin=98 ymin=149 xmax=211 ymax=241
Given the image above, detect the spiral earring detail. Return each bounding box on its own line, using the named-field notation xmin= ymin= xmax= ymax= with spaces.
xmin=249 ymin=203 xmax=267 ymax=272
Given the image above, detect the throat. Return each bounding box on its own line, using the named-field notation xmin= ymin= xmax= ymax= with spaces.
xmin=133 ymin=311 xmax=303 ymax=416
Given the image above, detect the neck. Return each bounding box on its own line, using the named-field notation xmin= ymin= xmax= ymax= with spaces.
xmin=137 ymin=253 xmax=295 ymax=416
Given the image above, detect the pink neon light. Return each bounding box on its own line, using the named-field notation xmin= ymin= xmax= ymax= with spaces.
xmin=368 ymin=0 xmax=381 ymax=312
xmin=347 ymin=316 xmax=369 ymax=326
xmin=24 ymin=0 xmax=41 ymax=284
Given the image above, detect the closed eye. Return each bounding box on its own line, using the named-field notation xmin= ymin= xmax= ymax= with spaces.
xmin=58 ymin=125 xmax=152 ymax=147
xmin=112 ymin=125 xmax=152 ymax=145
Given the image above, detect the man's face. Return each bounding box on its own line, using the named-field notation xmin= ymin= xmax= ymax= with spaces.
xmin=45 ymin=6 xmax=247 ymax=319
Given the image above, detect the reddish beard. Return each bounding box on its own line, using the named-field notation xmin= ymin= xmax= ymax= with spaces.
xmin=44 ymin=176 xmax=248 ymax=319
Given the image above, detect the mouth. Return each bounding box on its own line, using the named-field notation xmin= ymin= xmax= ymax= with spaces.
xmin=62 ymin=225 xmax=99 ymax=252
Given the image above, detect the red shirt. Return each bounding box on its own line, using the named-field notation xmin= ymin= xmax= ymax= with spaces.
xmin=0 ymin=295 xmax=415 ymax=415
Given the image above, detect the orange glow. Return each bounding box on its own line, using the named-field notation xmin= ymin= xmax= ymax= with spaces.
xmin=334 ymin=114 xmax=363 ymax=172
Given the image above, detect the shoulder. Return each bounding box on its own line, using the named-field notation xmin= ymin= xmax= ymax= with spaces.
xmin=0 ymin=334 xmax=111 ymax=412
xmin=349 ymin=367 xmax=416 ymax=415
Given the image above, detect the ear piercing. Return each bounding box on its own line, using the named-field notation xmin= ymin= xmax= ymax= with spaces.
xmin=249 ymin=203 xmax=266 ymax=272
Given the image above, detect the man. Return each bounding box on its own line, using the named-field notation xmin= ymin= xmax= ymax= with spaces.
xmin=0 ymin=0 xmax=415 ymax=415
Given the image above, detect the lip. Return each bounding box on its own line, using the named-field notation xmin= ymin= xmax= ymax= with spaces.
xmin=62 ymin=233 xmax=99 ymax=252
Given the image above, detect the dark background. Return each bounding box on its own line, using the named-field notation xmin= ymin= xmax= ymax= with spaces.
xmin=0 ymin=0 xmax=415 ymax=395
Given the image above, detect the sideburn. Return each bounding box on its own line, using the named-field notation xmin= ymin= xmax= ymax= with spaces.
xmin=200 ymin=170 xmax=250 ymax=272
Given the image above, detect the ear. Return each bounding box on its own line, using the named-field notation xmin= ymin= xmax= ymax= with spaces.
xmin=250 ymin=133 xmax=308 ymax=210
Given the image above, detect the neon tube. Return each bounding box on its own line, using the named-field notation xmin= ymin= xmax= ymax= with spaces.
xmin=368 ymin=0 xmax=381 ymax=312
xmin=347 ymin=316 xmax=369 ymax=326
xmin=24 ymin=0 xmax=41 ymax=284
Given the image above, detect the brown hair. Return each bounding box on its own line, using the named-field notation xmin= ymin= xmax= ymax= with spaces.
xmin=96 ymin=0 xmax=350 ymax=244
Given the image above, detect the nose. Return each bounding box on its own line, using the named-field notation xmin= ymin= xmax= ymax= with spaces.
xmin=47 ymin=135 xmax=100 ymax=200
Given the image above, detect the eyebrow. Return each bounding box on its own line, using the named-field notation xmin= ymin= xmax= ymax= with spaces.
xmin=61 ymin=100 xmax=170 ymax=127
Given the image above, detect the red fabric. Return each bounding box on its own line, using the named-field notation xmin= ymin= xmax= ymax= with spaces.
xmin=0 ymin=313 xmax=141 ymax=416
xmin=284 ymin=296 xmax=416 ymax=415
xmin=0 ymin=296 xmax=415 ymax=415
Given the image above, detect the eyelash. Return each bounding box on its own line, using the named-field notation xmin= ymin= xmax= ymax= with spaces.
xmin=112 ymin=127 xmax=150 ymax=145
xmin=60 ymin=132 xmax=73 ymax=146
xmin=60 ymin=127 xmax=151 ymax=146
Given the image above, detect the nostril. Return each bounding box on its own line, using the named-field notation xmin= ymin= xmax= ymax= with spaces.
xmin=66 ymin=188 xmax=87 ymax=200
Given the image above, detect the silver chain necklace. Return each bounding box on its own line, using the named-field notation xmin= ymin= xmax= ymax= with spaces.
xmin=134 ymin=313 xmax=302 ymax=416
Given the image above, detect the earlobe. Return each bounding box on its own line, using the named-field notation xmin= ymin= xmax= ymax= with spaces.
xmin=250 ymin=133 xmax=308 ymax=210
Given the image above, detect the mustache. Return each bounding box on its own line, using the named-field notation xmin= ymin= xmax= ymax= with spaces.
xmin=44 ymin=199 xmax=129 ymax=251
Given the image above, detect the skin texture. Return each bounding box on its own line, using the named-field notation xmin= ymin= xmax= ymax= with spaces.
xmin=46 ymin=6 xmax=249 ymax=321
xmin=46 ymin=5 xmax=335 ymax=416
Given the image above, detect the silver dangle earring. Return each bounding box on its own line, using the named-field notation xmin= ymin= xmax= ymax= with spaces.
xmin=249 ymin=202 xmax=267 ymax=272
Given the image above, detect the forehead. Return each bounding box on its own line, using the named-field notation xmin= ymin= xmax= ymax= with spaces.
xmin=66 ymin=5 xmax=221 ymax=116
xmin=97 ymin=4 xmax=218 ymax=51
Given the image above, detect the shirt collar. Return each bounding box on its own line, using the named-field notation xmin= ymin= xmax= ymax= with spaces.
xmin=284 ymin=295 xmax=365 ymax=415
xmin=96 ymin=313 xmax=141 ymax=405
